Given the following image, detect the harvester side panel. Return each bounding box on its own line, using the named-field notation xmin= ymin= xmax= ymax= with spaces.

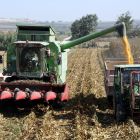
xmin=60 ymin=51 xmax=67 ymax=83
xmin=7 ymin=43 xmax=16 ymax=71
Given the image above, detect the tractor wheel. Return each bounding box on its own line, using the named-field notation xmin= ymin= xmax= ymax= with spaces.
xmin=113 ymin=95 xmax=117 ymax=118
xmin=107 ymin=95 xmax=113 ymax=107
xmin=116 ymin=104 xmax=125 ymax=122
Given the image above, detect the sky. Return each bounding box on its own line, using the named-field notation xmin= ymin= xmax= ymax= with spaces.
xmin=0 ymin=0 xmax=140 ymax=22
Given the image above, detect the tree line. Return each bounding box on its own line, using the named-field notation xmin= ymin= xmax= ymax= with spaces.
xmin=0 ymin=11 xmax=140 ymax=49
xmin=70 ymin=11 xmax=140 ymax=39
xmin=0 ymin=31 xmax=17 ymax=50
xmin=70 ymin=14 xmax=98 ymax=39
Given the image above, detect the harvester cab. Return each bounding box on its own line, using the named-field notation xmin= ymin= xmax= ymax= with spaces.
xmin=114 ymin=65 xmax=140 ymax=121
xmin=2 ymin=25 xmax=62 ymax=83
xmin=12 ymin=41 xmax=48 ymax=77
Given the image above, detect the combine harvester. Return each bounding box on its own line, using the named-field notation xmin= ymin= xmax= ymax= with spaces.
xmin=0 ymin=22 xmax=130 ymax=109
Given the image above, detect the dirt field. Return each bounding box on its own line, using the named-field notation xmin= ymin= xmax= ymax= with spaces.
xmin=96 ymin=42 xmax=110 ymax=47
xmin=0 ymin=48 xmax=140 ymax=139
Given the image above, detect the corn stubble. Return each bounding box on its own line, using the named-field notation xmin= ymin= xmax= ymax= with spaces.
xmin=0 ymin=48 xmax=140 ymax=139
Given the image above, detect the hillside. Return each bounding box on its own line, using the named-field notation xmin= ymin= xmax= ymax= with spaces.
xmin=0 ymin=18 xmax=140 ymax=32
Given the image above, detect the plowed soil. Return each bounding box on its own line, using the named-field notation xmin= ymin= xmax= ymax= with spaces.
xmin=0 ymin=48 xmax=140 ymax=139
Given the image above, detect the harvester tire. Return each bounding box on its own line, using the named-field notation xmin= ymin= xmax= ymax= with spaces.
xmin=0 ymin=100 xmax=10 ymax=112
xmin=53 ymin=101 xmax=64 ymax=109
xmin=50 ymin=100 xmax=64 ymax=109
xmin=116 ymin=104 xmax=125 ymax=122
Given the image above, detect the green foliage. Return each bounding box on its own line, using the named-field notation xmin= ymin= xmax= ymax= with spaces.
xmin=91 ymin=41 xmax=97 ymax=47
xmin=115 ymin=11 xmax=140 ymax=38
xmin=116 ymin=11 xmax=134 ymax=33
xmin=127 ymin=24 xmax=140 ymax=38
xmin=0 ymin=30 xmax=17 ymax=49
xmin=13 ymin=126 xmax=20 ymax=132
xmin=79 ymin=41 xmax=97 ymax=48
xmin=70 ymin=14 xmax=98 ymax=39
xmin=104 ymin=45 xmax=109 ymax=48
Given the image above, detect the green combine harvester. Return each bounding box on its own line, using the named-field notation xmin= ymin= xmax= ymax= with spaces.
xmin=1 ymin=22 xmax=137 ymax=119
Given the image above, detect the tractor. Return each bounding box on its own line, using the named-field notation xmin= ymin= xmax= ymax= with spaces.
xmin=114 ymin=65 xmax=140 ymax=121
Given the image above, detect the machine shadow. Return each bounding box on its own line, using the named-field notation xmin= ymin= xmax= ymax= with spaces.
xmin=0 ymin=100 xmax=49 ymax=118
xmin=52 ymin=92 xmax=115 ymax=128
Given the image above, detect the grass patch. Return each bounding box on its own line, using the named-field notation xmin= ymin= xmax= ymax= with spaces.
xmin=4 ymin=123 xmax=10 ymax=127
xmin=13 ymin=126 xmax=20 ymax=132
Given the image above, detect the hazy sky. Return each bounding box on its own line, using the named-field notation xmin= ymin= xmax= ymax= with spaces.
xmin=1 ymin=0 xmax=139 ymax=22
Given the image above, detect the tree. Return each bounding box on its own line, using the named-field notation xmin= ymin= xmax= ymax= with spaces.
xmin=116 ymin=11 xmax=134 ymax=33
xmin=127 ymin=24 xmax=140 ymax=38
xmin=70 ymin=14 xmax=98 ymax=39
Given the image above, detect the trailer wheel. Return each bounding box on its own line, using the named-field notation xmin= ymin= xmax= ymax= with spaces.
xmin=116 ymin=104 xmax=125 ymax=122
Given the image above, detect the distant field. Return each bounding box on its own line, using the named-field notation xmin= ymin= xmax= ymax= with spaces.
xmin=96 ymin=42 xmax=110 ymax=47
xmin=102 ymin=38 xmax=140 ymax=60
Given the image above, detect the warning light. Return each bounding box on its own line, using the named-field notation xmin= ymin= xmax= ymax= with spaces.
xmin=26 ymin=40 xmax=29 ymax=43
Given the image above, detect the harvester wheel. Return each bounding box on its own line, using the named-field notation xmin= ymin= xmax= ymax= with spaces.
xmin=116 ymin=104 xmax=125 ymax=122
xmin=50 ymin=100 xmax=64 ymax=109
xmin=0 ymin=100 xmax=13 ymax=112
xmin=53 ymin=101 xmax=64 ymax=108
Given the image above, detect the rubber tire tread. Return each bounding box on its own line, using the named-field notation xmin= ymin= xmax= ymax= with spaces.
xmin=116 ymin=104 xmax=125 ymax=122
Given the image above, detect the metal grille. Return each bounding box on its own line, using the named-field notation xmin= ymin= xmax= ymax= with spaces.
xmin=18 ymin=35 xmax=26 ymax=41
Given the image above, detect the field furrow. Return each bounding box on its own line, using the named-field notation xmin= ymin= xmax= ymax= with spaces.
xmin=0 ymin=48 xmax=140 ymax=139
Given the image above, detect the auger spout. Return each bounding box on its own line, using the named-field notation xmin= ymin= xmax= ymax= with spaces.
xmin=61 ymin=22 xmax=126 ymax=51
